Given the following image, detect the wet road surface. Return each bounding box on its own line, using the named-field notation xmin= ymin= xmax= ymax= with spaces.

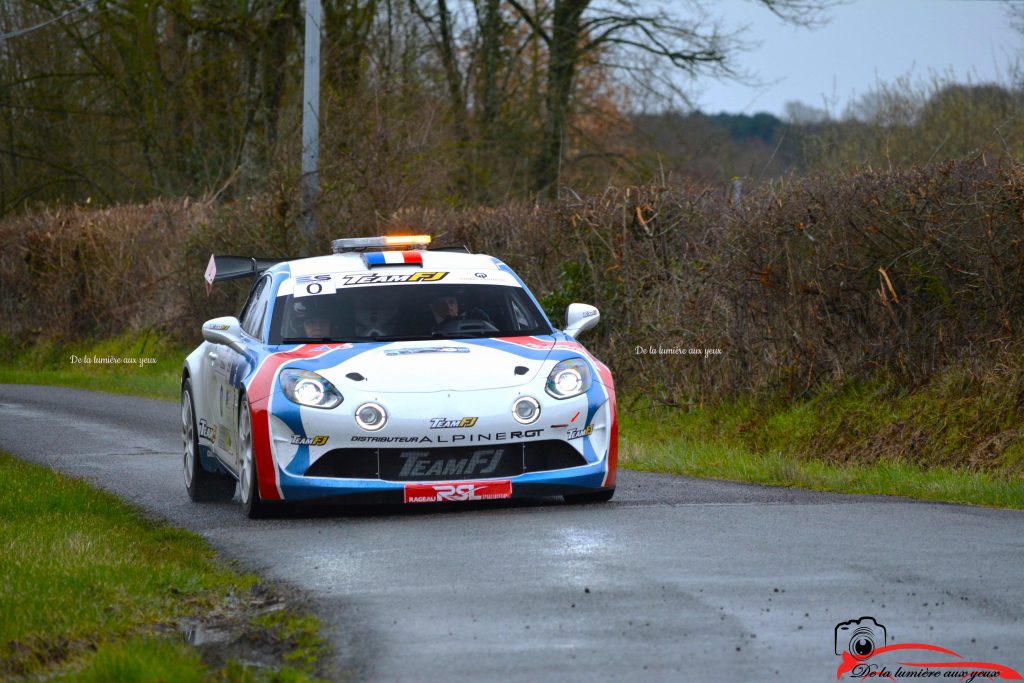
xmin=1 ymin=385 xmax=1021 ymax=682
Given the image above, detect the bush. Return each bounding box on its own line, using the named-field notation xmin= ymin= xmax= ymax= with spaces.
xmin=2 ymin=156 xmax=1022 ymax=403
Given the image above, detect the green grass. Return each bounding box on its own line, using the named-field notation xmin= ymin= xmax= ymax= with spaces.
xmin=620 ymin=365 xmax=1024 ymax=509
xmin=0 ymin=452 xmax=327 ymax=681
xmin=0 ymin=332 xmax=185 ymax=401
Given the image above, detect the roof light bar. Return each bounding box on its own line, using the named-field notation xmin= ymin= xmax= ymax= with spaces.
xmin=332 ymin=235 xmax=431 ymax=253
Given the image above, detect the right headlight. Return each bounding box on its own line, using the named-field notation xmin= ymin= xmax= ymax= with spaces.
xmin=280 ymin=369 xmax=344 ymax=409
xmin=545 ymin=358 xmax=592 ymax=399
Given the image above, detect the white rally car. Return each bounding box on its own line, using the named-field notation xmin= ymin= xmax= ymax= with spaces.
xmin=181 ymin=235 xmax=617 ymax=517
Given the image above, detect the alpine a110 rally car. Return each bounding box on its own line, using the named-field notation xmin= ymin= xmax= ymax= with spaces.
xmin=181 ymin=235 xmax=617 ymax=517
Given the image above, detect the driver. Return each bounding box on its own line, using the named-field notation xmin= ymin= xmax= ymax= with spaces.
xmin=429 ymin=295 xmax=492 ymax=331
xmin=302 ymin=314 xmax=331 ymax=339
xmin=291 ymin=300 xmax=333 ymax=339
xmin=430 ymin=296 xmax=460 ymax=325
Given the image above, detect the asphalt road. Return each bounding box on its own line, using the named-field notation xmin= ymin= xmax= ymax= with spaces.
xmin=1 ymin=384 xmax=1022 ymax=682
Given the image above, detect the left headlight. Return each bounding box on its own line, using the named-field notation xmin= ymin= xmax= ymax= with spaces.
xmin=545 ymin=358 xmax=592 ymax=399
xmin=280 ymin=369 xmax=344 ymax=409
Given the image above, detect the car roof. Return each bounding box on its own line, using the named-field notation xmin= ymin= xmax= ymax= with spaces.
xmin=271 ymin=250 xmax=506 ymax=278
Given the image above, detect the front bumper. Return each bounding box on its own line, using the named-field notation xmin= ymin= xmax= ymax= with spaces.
xmin=265 ymin=390 xmax=615 ymax=503
xmin=275 ymin=459 xmax=612 ymax=503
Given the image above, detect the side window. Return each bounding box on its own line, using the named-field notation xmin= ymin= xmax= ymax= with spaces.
xmin=238 ymin=280 xmax=261 ymax=329
xmin=241 ymin=276 xmax=271 ymax=339
xmin=508 ymin=296 xmax=532 ymax=330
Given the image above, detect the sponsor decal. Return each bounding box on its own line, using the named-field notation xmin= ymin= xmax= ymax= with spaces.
xmin=384 ymin=346 xmax=470 ymax=356
xmin=198 ymin=418 xmax=217 ymax=442
xmin=429 ymin=417 xmax=479 ymax=429
xmin=206 ymin=323 xmax=230 ymax=331
xmin=363 ymin=251 xmax=423 ymax=267
xmin=834 ymin=617 xmax=1022 ymax=681
xmin=474 ymin=272 xmax=487 ymax=279
xmin=290 ymin=434 xmax=329 ymax=446
xmin=294 ymin=273 xmax=336 ymax=297
xmin=404 ymin=480 xmax=513 ymax=503
xmin=216 ymin=424 xmax=233 ymax=452
xmin=398 ymin=448 xmax=506 ymax=478
xmin=566 ymin=424 xmax=593 ymax=440
xmin=350 ymin=429 xmax=543 ymax=444
xmin=337 ymin=271 xmax=448 ymax=286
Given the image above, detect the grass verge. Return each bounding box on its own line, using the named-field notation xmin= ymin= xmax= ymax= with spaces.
xmin=621 ymin=363 xmax=1024 ymax=509
xmin=0 ymin=451 xmax=329 ymax=681
xmin=0 ymin=332 xmax=185 ymax=400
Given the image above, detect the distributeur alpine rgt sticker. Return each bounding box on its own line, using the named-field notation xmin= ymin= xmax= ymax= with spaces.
xmin=182 ymin=234 xmax=617 ymax=518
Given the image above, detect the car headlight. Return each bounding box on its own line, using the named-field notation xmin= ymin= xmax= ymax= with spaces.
xmin=545 ymin=358 xmax=592 ymax=399
xmin=512 ymin=396 xmax=541 ymax=424
xmin=355 ymin=402 xmax=387 ymax=431
xmin=280 ymin=369 xmax=343 ymax=409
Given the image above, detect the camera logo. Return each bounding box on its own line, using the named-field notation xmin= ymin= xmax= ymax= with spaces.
xmin=834 ymin=617 xmax=887 ymax=660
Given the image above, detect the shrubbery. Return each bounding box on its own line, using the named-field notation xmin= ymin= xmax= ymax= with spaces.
xmin=2 ymin=156 xmax=1022 ymax=406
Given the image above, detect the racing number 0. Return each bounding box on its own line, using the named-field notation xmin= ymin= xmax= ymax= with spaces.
xmin=295 ymin=274 xmax=335 ymax=298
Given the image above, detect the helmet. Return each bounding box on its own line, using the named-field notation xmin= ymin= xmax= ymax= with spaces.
xmin=291 ymin=299 xmax=327 ymax=320
xmin=288 ymin=298 xmax=332 ymax=337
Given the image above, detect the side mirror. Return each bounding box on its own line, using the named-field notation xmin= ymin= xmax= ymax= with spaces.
xmin=202 ymin=316 xmax=247 ymax=355
xmin=564 ymin=303 xmax=600 ymax=338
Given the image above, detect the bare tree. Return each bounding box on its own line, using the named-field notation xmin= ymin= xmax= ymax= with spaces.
xmin=503 ymin=0 xmax=833 ymax=197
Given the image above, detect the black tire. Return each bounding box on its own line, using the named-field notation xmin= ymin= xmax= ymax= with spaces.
xmin=563 ymin=488 xmax=615 ymax=504
xmin=238 ymin=396 xmax=276 ymax=519
xmin=182 ymin=378 xmax=235 ymax=502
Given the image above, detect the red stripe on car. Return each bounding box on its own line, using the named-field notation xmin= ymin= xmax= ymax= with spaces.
xmin=246 ymin=344 xmax=346 ymax=500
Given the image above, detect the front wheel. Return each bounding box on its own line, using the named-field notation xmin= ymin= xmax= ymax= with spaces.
xmin=182 ymin=379 xmax=234 ymax=502
xmin=563 ymin=488 xmax=615 ymax=504
xmin=238 ymin=397 xmax=276 ymax=519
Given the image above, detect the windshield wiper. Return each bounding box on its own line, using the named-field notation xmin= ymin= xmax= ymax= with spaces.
xmin=279 ymin=337 xmax=357 ymax=344
xmin=431 ymin=331 xmax=489 ymax=339
xmin=370 ymin=335 xmax=434 ymax=342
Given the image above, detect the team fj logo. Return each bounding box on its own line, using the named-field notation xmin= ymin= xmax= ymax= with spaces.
xmin=290 ymin=435 xmax=329 ymax=446
xmin=429 ymin=417 xmax=478 ymax=429
xmin=834 ymin=617 xmax=1022 ymax=681
xmin=198 ymin=419 xmax=216 ymax=442
xmin=337 ymin=271 xmax=448 ymax=286
xmin=566 ymin=424 xmax=594 ymax=440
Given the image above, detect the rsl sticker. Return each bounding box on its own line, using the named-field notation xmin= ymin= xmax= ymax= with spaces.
xmin=404 ymin=480 xmax=513 ymax=503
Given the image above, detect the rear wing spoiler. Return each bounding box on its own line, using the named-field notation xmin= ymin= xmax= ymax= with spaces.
xmin=204 ymin=254 xmax=294 ymax=294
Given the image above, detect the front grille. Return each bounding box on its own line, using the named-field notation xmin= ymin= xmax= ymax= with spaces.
xmin=304 ymin=440 xmax=587 ymax=480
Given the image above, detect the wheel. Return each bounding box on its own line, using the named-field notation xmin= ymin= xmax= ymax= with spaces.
xmin=238 ymin=396 xmax=275 ymax=519
xmin=182 ymin=379 xmax=234 ymax=502
xmin=563 ymin=488 xmax=615 ymax=504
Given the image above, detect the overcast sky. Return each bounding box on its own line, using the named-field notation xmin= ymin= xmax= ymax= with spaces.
xmin=689 ymin=0 xmax=1020 ymax=117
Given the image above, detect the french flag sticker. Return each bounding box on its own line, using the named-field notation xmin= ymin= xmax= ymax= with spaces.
xmin=363 ymin=251 xmax=423 ymax=267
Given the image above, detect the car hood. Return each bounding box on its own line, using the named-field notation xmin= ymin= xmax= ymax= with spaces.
xmin=321 ymin=339 xmax=553 ymax=393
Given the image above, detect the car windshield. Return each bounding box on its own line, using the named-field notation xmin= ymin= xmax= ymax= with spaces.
xmin=269 ymin=283 xmax=552 ymax=344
